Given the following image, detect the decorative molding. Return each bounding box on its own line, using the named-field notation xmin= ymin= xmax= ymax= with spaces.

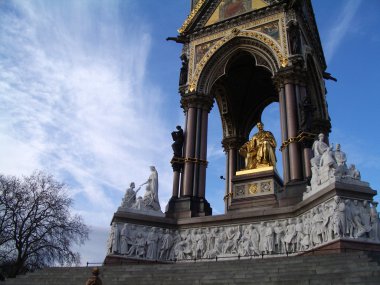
xmin=178 ymin=0 xmax=208 ymax=34
xmin=189 ymin=30 xmax=287 ymax=92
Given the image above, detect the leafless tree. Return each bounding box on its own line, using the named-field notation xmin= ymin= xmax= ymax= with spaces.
xmin=0 ymin=171 xmax=89 ymax=277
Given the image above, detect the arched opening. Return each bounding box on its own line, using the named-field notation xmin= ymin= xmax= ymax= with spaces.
xmin=206 ymin=49 xmax=280 ymax=212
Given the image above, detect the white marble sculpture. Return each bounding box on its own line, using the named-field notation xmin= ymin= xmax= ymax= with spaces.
xmin=106 ymin=197 xmax=380 ymax=262
xmin=304 ymin=135 xmax=369 ymax=199
xmin=118 ymin=166 xmax=164 ymax=216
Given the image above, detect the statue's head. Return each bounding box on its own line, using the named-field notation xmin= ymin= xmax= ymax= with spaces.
xmin=318 ymin=133 xmax=324 ymax=141
xmin=336 ymin=143 xmax=341 ymax=151
xmin=176 ymin=125 xmax=181 ymax=130
xmin=150 ymin=166 xmax=156 ymax=171
xmin=130 ymin=182 xmax=135 ymax=188
xmin=257 ymin=122 xmax=264 ymax=131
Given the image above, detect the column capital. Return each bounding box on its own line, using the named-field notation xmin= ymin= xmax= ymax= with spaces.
xmin=180 ymin=92 xmax=214 ymax=112
xmin=272 ymin=64 xmax=307 ymax=90
xmin=222 ymin=136 xmax=246 ymax=152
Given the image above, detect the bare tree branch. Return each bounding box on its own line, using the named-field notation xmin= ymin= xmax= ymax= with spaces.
xmin=0 ymin=171 xmax=89 ymax=277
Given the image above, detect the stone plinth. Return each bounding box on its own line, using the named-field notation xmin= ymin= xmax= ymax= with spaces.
xmin=104 ymin=181 xmax=379 ymax=264
xmin=229 ymin=167 xmax=283 ymax=211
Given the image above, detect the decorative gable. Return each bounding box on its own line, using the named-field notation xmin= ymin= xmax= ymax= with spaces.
xmin=205 ymin=0 xmax=270 ymax=27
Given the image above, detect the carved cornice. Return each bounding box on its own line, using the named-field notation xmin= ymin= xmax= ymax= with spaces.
xmin=222 ymin=136 xmax=246 ymax=151
xmin=272 ymin=63 xmax=307 ymax=89
xmin=180 ymin=92 xmax=214 ymax=112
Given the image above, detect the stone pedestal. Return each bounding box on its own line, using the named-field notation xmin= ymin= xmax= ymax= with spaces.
xmin=165 ymin=196 xmax=212 ymax=219
xmin=229 ymin=167 xmax=283 ymax=211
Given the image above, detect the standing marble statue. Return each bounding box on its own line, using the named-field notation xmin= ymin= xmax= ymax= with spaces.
xmin=140 ymin=166 xmax=161 ymax=211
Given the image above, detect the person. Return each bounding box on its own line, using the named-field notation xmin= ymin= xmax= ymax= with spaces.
xmin=239 ymin=122 xmax=277 ymax=170
xmin=85 ymin=267 xmax=102 ymax=285
xmin=171 ymin=125 xmax=184 ymax=157
xmin=140 ymin=166 xmax=160 ymax=211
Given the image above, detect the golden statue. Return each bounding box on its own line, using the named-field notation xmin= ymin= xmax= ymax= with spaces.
xmin=239 ymin=122 xmax=277 ymax=170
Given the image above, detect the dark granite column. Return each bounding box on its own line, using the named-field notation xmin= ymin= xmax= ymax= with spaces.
xmin=197 ymin=108 xmax=209 ymax=198
xmin=222 ymin=137 xmax=244 ymax=210
xmin=182 ymin=106 xmax=197 ymax=197
xmin=166 ymin=92 xmax=213 ymax=218
xmin=299 ymin=84 xmax=313 ymax=180
xmin=278 ymin=85 xmax=290 ymax=184
xmin=284 ymin=82 xmax=303 ymax=181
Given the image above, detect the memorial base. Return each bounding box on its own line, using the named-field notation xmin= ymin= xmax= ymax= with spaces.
xmin=164 ymin=196 xmax=212 ymax=219
xmin=105 ymin=182 xmax=379 ymax=264
xmin=229 ymin=167 xmax=283 ymax=212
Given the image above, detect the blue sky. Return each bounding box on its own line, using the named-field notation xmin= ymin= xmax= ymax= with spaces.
xmin=0 ymin=0 xmax=379 ymax=264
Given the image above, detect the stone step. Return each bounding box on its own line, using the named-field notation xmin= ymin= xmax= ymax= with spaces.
xmin=4 ymin=252 xmax=380 ymax=285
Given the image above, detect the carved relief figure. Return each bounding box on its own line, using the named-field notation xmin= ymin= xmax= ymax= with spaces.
xmin=120 ymin=224 xmax=129 ymax=254
xmin=284 ymin=219 xmax=296 ymax=252
xmin=273 ymin=221 xmax=285 ymax=254
xmin=239 ymin=122 xmax=277 ymax=170
xmin=146 ymin=227 xmax=159 ymax=260
xmin=160 ymin=229 xmax=174 ymax=260
xmin=223 ymin=226 xmax=240 ymax=255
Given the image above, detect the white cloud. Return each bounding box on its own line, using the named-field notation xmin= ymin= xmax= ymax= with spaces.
xmin=0 ymin=0 xmax=175 ymax=263
xmin=324 ymin=0 xmax=363 ymax=63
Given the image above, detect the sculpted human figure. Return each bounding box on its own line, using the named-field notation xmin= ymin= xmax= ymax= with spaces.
xmin=107 ymin=225 xmax=115 ymax=254
xmin=195 ymin=229 xmax=206 ymax=258
xmin=239 ymin=122 xmax=276 ymax=170
xmin=140 ymin=166 xmax=160 ymax=211
xmin=171 ymin=125 xmax=184 ymax=157
xmin=360 ymin=201 xmax=372 ymax=238
xmin=345 ymin=200 xmax=354 ymax=238
xmin=348 ymin=164 xmax=361 ymax=180
xmin=214 ymin=227 xmax=227 ymax=255
xmin=121 ymin=182 xmax=141 ymax=208
xmin=238 ymin=225 xmax=252 ymax=256
xmin=311 ymin=207 xmax=324 ymax=247
xmin=370 ymin=202 xmax=380 ymax=241
xmin=319 ymin=146 xmax=337 ymax=170
xmin=146 ymin=227 xmax=159 ymax=260
xmin=333 ymin=197 xmax=346 ymax=238
xmin=295 ymin=218 xmax=304 ymax=251
xmin=334 ymin=144 xmax=347 ymax=167
xmin=120 ymin=224 xmax=129 ymax=254
xmin=222 ymin=226 xmax=239 ymax=255
xmin=300 ymin=214 xmax=311 ymax=251
xmin=311 ymin=133 xmax=329 ymax=167
xmin=322 ymin=203 xmax=334 ymax=242
xmin=175 ymin=229 xmax=191 ymax=260
xmin=170 ymin=230 xmax=180 ymax=260
xmin=273 ymin=221 xmax=285 ymax=254
xmin=284 ymin=219 xmax=296 ymax=252
xmin=159 ymin=229 xmax=174 ymax=260
xmin=264 ymin=222 xmax=274 ymax=254
xmin=111 ymin=223 xmax=120 ymax=254
xmin=250 ymin=225 xmax=261 ymax=256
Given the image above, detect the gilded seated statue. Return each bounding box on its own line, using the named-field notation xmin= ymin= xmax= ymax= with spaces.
xmin=239 ymin=122 xmax=277 ymax=170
